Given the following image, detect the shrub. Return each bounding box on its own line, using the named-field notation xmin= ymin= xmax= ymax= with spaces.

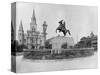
xmin=61 ymin=43 xmax=67 ymax=49
xmin=45 ymin=41 xmax=52 ymax=49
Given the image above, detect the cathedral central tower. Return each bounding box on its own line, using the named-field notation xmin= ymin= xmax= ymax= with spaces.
xmin=30 ymin=9 xmax=37 ymax=31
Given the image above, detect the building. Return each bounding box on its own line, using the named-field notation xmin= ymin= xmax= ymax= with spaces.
xmin=18 ymin=9 xmax=47 ymax=49
xmin=46 ymin=35 xmax=74 ymax=54
xmin=75 ymin=32 xmax=97 ymax=49
xmin=25 ymin=9 xmax=41 ymax=49
xmin=90 ymin=32 xmax=97 ymax=49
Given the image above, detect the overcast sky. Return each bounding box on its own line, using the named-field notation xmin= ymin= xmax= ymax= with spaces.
xmin=16 ymin=2 xmax=98 ymax=43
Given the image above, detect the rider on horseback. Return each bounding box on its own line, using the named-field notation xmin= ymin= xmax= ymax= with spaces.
xmin=56 ymin=19 xmax=71 ymax=36
xmin=58 ymin=20 xmax=65 ymax=30
xmin=58 ymin=20 xmax=68 ymax=32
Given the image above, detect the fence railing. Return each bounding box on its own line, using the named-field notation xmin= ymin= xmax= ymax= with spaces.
xmin=23 ymin=47 xmax=94 ymax=52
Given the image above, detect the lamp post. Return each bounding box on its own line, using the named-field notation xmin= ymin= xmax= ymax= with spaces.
xmin=42 ymin=21 xmax=47 ymax=48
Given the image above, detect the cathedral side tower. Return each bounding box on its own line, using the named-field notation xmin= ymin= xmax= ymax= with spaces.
xmin=18 ymin=20 xmax=24 ymax=45
xmin=30 ymin=9 xmax=37 ymax=31
xmin=42 ymin=21 xmax=48 ymax=46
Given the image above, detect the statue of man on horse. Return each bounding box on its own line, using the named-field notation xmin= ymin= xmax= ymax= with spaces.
xmin=56 ymin=20 xmax=71 ymax=36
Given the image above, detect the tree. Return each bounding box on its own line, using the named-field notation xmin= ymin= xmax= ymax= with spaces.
xmin=11 ymin=40 xmax=18 ymax=52
xmin=61 ymin=43 xmax=67 ymax=49
xmin=86 ymin=39 xmax=91 ymax=47
xmin=17 ymin=44 xmax=23 ymax=52
xmin=39 ymin=46 xmax=45 ymax=49
xmin=74 ymin=36 xmax=92 ymax=48
xmin=80 ymin=37 xmax=87 ymax=41
xmin=45 ymin=41 xmax=52 ymax=49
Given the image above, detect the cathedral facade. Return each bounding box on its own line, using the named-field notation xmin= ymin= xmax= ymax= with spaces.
xmin=18 ymin=9 xmax=47 ymax=49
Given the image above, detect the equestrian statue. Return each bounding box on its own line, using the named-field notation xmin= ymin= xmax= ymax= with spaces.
xmin=56 ymin=20 xmax=71 ymax=36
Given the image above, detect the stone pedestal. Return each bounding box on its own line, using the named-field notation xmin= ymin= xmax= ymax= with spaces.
xmin=49 ymin=36 xmax=74 ymax=53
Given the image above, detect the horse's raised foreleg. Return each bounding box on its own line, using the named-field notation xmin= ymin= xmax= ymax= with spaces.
xmin=63 ymin=31 xmax=66 ymax=36
xmin=68 ymin=30 xmax=71 ymax=35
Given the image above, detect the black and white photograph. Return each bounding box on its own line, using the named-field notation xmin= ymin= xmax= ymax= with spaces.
xmin=11 ymin=2 xmax=98 ymax=73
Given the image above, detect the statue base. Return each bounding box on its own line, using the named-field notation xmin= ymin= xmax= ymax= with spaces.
xmin=48 ymin=35 xmax=74 ymax=49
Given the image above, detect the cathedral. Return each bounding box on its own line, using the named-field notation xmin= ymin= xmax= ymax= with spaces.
xmin=18 ymin=9 xmax=75 ymax=50
xmin=18 ymin=9 xmax=47 ymax=49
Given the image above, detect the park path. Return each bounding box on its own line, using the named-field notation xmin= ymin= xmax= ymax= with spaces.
xmin=16 ymin=52 xmax=97 ymax=73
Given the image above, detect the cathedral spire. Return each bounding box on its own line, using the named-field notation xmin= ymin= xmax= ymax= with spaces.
xmin=30 ymin=9 xmax=37 ymax=31
xmin=18 ymin=20 xmax=24 ymax=45
xmin=19 ymin=20 xmax=24 ymax=32
xmin=31 ymin=9 xmax=36 ymax=21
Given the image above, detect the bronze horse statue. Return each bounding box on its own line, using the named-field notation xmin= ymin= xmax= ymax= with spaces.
xmin=56 ymin=20 xmax=71 ymax=36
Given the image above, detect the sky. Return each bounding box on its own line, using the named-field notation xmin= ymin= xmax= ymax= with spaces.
xmin=16 ymin=2 xmax=98 ymax=43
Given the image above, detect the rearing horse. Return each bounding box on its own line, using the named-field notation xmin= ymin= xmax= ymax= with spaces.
xmin=56 ymin=20 xmax=71 ymax=36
